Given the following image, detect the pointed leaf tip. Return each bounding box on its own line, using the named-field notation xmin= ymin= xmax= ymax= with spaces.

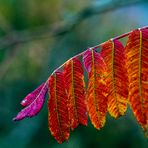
xmin=13 ymin=83 xmax=48 ymax=121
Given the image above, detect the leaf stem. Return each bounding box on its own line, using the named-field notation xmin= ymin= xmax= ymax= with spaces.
xmin=47 ymin=26 xmax=148 ymax=80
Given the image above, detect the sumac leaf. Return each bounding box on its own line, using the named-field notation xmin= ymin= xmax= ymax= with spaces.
xmin=48 ymin=71 xmax=70 ymax=143
xmin=125 ymin=28 xmax=148 ymax=131
xmin=83 ymin=49 xmax=108 ymax=129
xmin=64 ymin=57 xmax=87 ymax=130
xmin=13 ymin=83 xmax=48 ymax=121
xmin=64 ymin=58 xmax=87 ymax=129
xmin=100 ymin=39 xmax=128 ymax=118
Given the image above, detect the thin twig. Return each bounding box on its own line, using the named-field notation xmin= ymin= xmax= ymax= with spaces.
xmin=93 ymin=25 xmax=148 ymax=49
xmin=48 ymin=26 xmax=148 ymax=79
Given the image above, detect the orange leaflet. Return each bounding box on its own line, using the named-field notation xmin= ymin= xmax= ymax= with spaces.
xmin=83 ymin=49 xmax=108 ymax=129
xmin=48 ymin=71 xmax=70 ymax=143
xmin=125 ymin=28 xmax=148 ymax=131
xmin=100 ymin=39 xmax=128 ymax=118
xmin=64 ymin=57 xmax=87 ymax=130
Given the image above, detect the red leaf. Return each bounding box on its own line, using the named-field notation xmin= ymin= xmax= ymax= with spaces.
xmin=64 ymin=57 xmax=87 ymax=130
xmin=100 ymin=39 xmax=128 ymax=118
xmin=125 ymin=28 xmax=148 ymax=131
xmin=13 ymin=83 xmax=48 ymax=121
xmin=83 ymin=49 xmax=108 ymax=129
xmin=48 ymin=71 xmax=70 ymax=143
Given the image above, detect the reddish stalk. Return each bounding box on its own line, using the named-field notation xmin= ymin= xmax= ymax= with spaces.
xmin=48 ymin=26 xmax=148 ymax=79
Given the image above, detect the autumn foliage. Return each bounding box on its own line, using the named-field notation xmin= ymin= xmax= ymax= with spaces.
xmin=13 ymin=27 xmax=148 ymax=143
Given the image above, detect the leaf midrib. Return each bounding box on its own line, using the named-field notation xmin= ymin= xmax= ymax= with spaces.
xmin=54 ymin=74 xmax=64 ymax=141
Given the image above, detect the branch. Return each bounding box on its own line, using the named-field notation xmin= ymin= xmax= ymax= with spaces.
xmin=48 ymin=25 xmax=148 ymax=78
xmin=0 ymin=0 xmax=147 ymax=50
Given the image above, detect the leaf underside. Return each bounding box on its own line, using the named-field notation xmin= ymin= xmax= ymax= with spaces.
xmin=64 ymin=57 xmax=87 ymax=130
xmin=125 ymin=28 xmax=148 ymax=131
xmin=48 ymin=71 xmax=70 ymax=143
xmin=100 ymin=39 xmax=128 ymax=118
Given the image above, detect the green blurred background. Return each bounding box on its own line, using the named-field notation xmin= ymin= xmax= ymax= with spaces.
xmin=0 ymin=0 xmax=148 ymax=148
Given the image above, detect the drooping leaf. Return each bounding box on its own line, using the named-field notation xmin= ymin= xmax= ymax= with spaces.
xmin=64 ymin=57 xmax=87 ymax=130
xmin=83 ymin=49 xmax=108 ymax=129
xmin=13 ymin=26 xmax=148 ymax=142
xmin=100 ymin=39 xmax=128 ymax=118
xmin=13 ymin=83 xmax=48 ymax=121
xmin=21 ymin=83 xmax=44 ymax=106
xmin=48 ymin=71 xmax=70 ymax=143
xmin=125 ymin=28 xmax=148 ymax=131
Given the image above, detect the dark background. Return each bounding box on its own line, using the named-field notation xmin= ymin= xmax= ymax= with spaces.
xmin=0 ymin=0 xmax=148 ymax=148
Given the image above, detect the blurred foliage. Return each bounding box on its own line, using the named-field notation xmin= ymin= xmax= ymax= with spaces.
xmin=0 ymin=0 xmax=148 ymax=148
